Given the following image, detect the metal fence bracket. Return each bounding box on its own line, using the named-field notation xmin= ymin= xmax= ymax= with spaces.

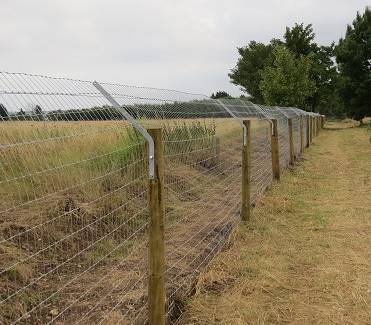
xmin=93 ymin=81 xmax=155 ymax=179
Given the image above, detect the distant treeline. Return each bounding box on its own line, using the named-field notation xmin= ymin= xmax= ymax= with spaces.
xmin=0 ymin=101 xmax=238 ymax=121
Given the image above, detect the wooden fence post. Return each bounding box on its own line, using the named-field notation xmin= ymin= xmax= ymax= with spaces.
xmin=316 ymin=116 xmax=319 ymax=135
xmin=316 ymin=116 xmax=319 ymax=136
xmin=147 ymin=128 xmax=165 ymax=325
xmin=310 ymin=116 xmax=313 ymax=143
xmin=310 ymin=116 xmax=314 ymax=139
xmin=318 ymin=116 xmax=321 ymax=132
xmin=306 ymin=116 xmax=310 ymax=148
xmin=270 ymin=119 xmax=280 ymax=180
xmin=288 ymin=118 xmax=295 ymax=165
xmin=300 ymin=116 xmax=304 ymax=154
xmin=241 ymin=120 xmax=251 ymax=222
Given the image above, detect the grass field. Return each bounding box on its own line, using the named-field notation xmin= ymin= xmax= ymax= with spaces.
xmin=1 ymin=118 xmax=273 ymax=323
xmin=178 ymin=121 xmax=371 ymax=324
xmin=1 ymin=116 xmax=334 ymax=323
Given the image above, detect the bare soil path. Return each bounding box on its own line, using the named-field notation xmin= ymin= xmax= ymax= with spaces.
xmin=178 ymin=121 xmax=371 ymax=324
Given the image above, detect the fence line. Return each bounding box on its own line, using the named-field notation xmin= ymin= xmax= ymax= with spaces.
xmin=0 ymin=71 xmax=324 ymax=324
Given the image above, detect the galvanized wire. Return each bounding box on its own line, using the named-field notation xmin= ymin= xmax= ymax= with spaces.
xmin=0 ymin=71 xmax=319 ymax=324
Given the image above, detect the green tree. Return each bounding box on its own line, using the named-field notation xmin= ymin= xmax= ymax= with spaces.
xmin=211 ymin=91 xmax=232 ymax=99
xmin=310 ymin=44 xmax=344 ymax=115
xmin=0 ymin=103 xmax=8 ymax=120
xmin=33 ymin=104 xmax=44 ymax=120
xmin=335 ymin=7 xmax=371 ymax=122
xmin=229 ymin=40 xmax=281 ymax=103
xmin=285 ymin=23 xmax=342 ymax=114
xmin=259 ymin=46 xmax=316 ymax=107
xmin=284 ymin=23 xmax=317 ymax=57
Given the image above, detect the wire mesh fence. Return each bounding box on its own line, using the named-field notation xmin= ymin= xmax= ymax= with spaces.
xmin=0 ymin=71 xmax=323 ymax=324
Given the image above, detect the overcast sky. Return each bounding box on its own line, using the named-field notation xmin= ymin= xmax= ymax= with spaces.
xmin=1 ymin=0 xmax=369 ymax=97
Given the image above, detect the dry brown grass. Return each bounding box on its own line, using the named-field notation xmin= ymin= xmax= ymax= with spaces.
xmin=0 ymin=118 xmax=248 ymax=323
xmin=178 ymin=121 xmax=371 ymax=324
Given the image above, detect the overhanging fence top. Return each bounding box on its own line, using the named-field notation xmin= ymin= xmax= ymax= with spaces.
xmin=0 ymin=70 xmax=317 ymax=178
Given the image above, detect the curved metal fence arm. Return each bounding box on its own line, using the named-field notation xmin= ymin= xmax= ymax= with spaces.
xmin=250 ymin=102 xmax=275 ymax=135
xmin=214 ymin=99 xmax=248 ymax=146
xmin=93 ymin=81 xmax=155 ymax=179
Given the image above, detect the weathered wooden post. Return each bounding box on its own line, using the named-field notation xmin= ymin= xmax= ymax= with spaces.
xmin=311 ymin=117 xmax=313 ymax=138
xmin=310 ymin=116 xmax=313 ymax=143
xmin=306 ymin=116 xmax=310 ymax=148
xmin=270 ymin=119 xmax=280 ymax=180
xmin=316 ymin=116 xmax=319 ymax=134
xmin=288 ymin=118 xmax=295 ymax=165
xmin=318 ymin=116 xmax=321 ymax=132
xmin=147 ymin=128 xmax=165 ymax=325
xmin=300 ymin=116 xmax=304 ymax=154
xmin=241 ymin=120 xmax=251 ymax=222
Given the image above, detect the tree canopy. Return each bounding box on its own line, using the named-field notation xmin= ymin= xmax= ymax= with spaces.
xmin=335 ymin=7 xmax=371 ymax=122
xmin=284 ymin=23 xmax=317 ymax=57
xmin=228 ymin=40 xmax=279 ymax=103
xmin=260 ymin=46 xmax=316 ymax=107
xmin=0 ymin=104 xmax=8 ymax=120
xmin=229 ymin=22 xmax=343 ymax=115
xmin=211 ymin=91 xmax=232 ymax=99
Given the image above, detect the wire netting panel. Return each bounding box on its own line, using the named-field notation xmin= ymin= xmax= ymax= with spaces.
xmin=278 ymin=119 xmax=290 ymax=170
xmin=96 ymin=85 xmax=244 ymax=320
xmin=251 ymin=120 xmax=273 ymax=203
xmin=163 ymin=118 xmax=242 ymax=318
xmin=266 ymin=107 xmax=290 ymax=170
xmin=0 ymin=71 xmax=320 ymax=324
xmin=0 ymin=73 xmax=151 ymax=324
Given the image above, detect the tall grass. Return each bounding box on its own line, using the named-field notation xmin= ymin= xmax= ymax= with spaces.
xmin=0 ymin=118 xmax=239 ymax=323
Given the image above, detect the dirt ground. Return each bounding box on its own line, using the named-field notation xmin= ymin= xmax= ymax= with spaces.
xmin=178 ymin=121 xmax=371 ymax=324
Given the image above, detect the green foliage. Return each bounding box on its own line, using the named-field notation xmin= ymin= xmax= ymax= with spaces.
xmin=308 ymin=45 xmax=344 ymax=116
xmin=5 ymin=100 xmax=232 ymax=122
xmin=229 ymin=40 xmax=280 ymax=103
xmin=0 ymin=103 xmax=8 ymax=120
xmin=211 ymin=91 xmax=232 ymax=99
xmin=109 ymin=127 xmax=145 ymax=177
xmin=284 ymin=23 xmax=316 ymax=56
xmin=284 ymin=23 xmax=342 ymax=113
xmin=259 ymin=46 xmax=316 ymax=107
xmin=163 ymin=121 xmax=218 ymax=169
xmin=32 ymin=105 xmax=44 ymax=121
xmin=230 ymin=23 xmax=343 ymax=116
xmin=163 ymin=122 xmax=216 ymax=154
xmin=335 ymin=7 xmax=371 ymax=122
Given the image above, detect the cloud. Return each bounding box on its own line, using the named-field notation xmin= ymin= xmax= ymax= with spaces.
xmin=0 ymin=0 xmax=369 ymax=96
